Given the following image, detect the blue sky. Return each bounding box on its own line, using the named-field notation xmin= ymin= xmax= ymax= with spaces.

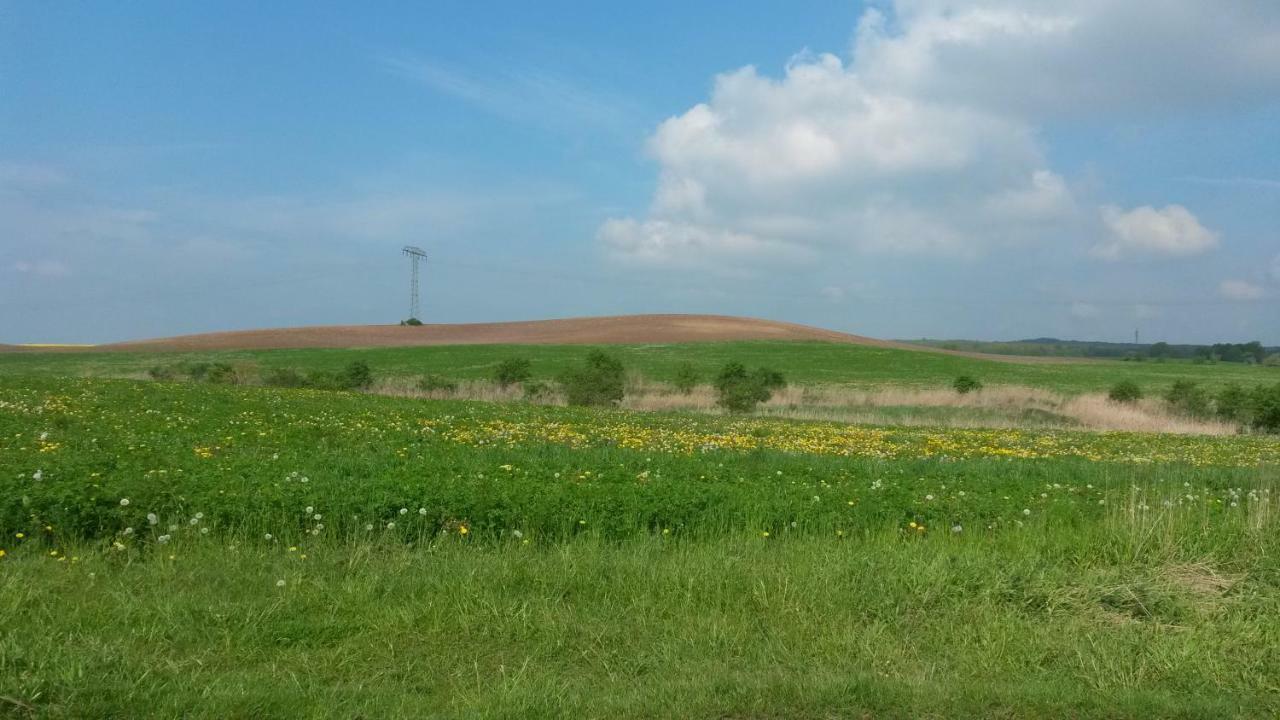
xmin=3 ymin=1 xmax=1279 ymax=344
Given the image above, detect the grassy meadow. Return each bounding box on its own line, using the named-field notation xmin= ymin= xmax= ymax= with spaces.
xmin=2 ymin=369 xmax=1279 ymax=717
xmin=4 ymin=340 xmax=1278 ymax=394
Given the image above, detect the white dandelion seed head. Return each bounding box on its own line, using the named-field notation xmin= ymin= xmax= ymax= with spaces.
xmin=146 ymin=513 xmax=159 ymax=525
xmin=119 ymin=498 xmax=130 ymax=506
xmin=305 ymin=506 xmax=314 ymax=514
xmin=386 ymin=522 xmax=396 ymax=529
xmin=511 ymin=529 xmax=523 ymax=539
xmin=32 ymin=469 xmax=42 ymax=481
xmin=194 ymin=512 xmax=204 ymax=520
xmin=123 ymin=527 xmax=134 ymax=535
xmin=157 ymin=534 xmax=171 ymax=544
xmin=313 ymin=514 xmax=322 ymax=521
xmin=264 ymin=533 xmax=273 ymax=541
xmin=276 ymin=579 xmax=286 ymax=587
xmin=418 ymin=508 xmax=427 ymax=516
xmin=399 ymin=508 xmax=408 ymax=515
xmin=1022 ymin=508 xmax=1031 ymax=516
xmin=200 ymin=527 xmax=209 ymax=535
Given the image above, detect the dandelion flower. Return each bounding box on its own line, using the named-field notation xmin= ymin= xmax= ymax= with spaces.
xmin=511 ymin=529 xmax=523 ymax=539
xmin=1022 ymin=508 xmax=1031 ymax=516
xmin=32 ymin=469 xmax=42 ymax=481
xmin=264 ymin=533 xmax=273 ymax=541
xmin=158 ymin=534 xmax=171 ymax=544
xmin=386 ymin=522 xmax=396 ymax=529
xmin=951 ymin=525 xmax=963 ymax=533
xmin=399 ymin=508 xmax=408 ymax=515
xmin=146 ymin=513 xmax=159 ymax=526
xmin=459 ymin=526 xmax=469 ymax=536
xmin=418 ymin=508 xmax=427 ymax=516
xmin=276 ymin=579 xmax=286 ymax=587
xmin=0 ymin=549 xmax=6 ymax=559
xmin=119 ymin=498 xmax=130 ymax=507
xmin=15 ymin=533 xmax=24 ymax=539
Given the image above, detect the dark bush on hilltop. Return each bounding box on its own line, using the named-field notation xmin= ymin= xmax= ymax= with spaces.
xmin=1108 ymin=380 xmax=1142 ymax=404
xmin=561 ymin=351 xmax=626 ymax=407
xmin=1251 ymin=383 xmax=1280 ymax=433
xmin=416 ymin=374 xmax=457 ymax=393
xmin=952 ymin=375 xmax=983 ymax=395
xmin=263 ymin=368 xmax=310 ymax=388
xmin=494 ymin=358 xmax=533 ymax=388
xmin=715 ymin=362 xmax=786 ymax=414
xmin=401 ymin=317 xmax=423 ymax=326
xmin=672 ymin=362 xmax=700 ymax=395
xmin=1164 ymin=380 xmax=1210 ymax=418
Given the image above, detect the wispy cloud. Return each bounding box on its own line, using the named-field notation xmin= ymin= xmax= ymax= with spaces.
xmin=377 ymin=53 xmax=638 ymax=134
xmin=1177 ymin=175 xmax=1280 ymax=190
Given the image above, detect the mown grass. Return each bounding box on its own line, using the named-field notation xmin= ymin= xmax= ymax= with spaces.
xmin=3 ymin=340 xmax=1277 ymax=394
xmin=3 ymin=375 xmax=1279 ymax=717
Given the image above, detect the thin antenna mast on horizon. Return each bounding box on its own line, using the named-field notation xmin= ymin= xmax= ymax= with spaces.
xmin=402 ymin=245 xmax=427 ymax=322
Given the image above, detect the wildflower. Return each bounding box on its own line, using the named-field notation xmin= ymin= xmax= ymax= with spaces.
xmin=511 ymin=529 xmax=523 ymax=539
xmin=305 ymin=506 xmax=314 ymax=514
xmin=200 ymin=527 xmax=210 ymax=535
xmin=418 ymin=508 xmax=427 ymax=516
xmin=157 ymin=534 xmax=171 ymax=544
xmin=264 ymin=533 xmax=273 ymax=541
xmin=32 ymin=469 xmax=42 ymax=481
xmin=276 ymin=579 xmax=286 ymax=587
xmin=761 ymin=531 xmax=770 ymax=538
xmin=908 ymin=521 xmax=918 ymax=529
xmin=1022 ymin=508 xmax=1031 ymax=516
xmin=313 ymin=513 xmax=322 ymax=521
xmin=15 ymin=533 xmax=23 ymax=540
xmin=951 ymin=525 xmax=963 ymax=533
xmin=835 ymin=530 xmax=845 ymax=537
xmin=399 ymin=508 xmax=408 ymax=515
xmin=123 ymin=527 xmax=134 ymax=535
xmin=146 ymin=513 xmax=159 ymax=526
xmin=119 ymin=498 xmax=130 ymax=507
xmin=365 ymin=524 xmax=373 ymax=531
xmin=459 ymin=526 xmax=470 ymax=536
xmin=0 ymin=549 xmax=6 ymax=559
xmin=925 ymin=494 xmax=934 ymax=501
xmin=386 ymin=522 xmax=396 ymax=529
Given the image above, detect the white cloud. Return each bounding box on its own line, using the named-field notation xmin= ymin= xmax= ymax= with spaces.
xmin=601 ymin=1 xmax=1277 ymax=269
xmin=1092 ymin=205 xmax=1218 ymax=261
xmin=12 ymin=259 xmax=70 ymax=278
xmin=1219 ymin=279 xmax=1266 ymax=301
xmin=1069 ymin=302 xmax=1099 ymax=319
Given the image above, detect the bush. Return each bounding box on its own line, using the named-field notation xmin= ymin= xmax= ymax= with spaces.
xmin=336 ymin=361 xmax=373 ymax=391
xmin=952 ymin=375 xmax=983 ymax=395
xmin=1214 ymin=384 xmax=1250 ymax=423
xmin=714 ymin=362 xmax=785 ymax=414
xmin=181 ymin=362 xmax=214 ymax=381
xmin=494 ymin=358 xmax=532 ymax=388
xmin=672 ymin=362 xmax=699 ymax=395
xmin=262 ymin=368 xmax=310 ymax=388
xmin=401 ymin=317 xmax=423 ymax=326
xmin=205 ymin=362 xmax=240 ymax=385
xmin=1251 ymin=383 xmax=1280 ymax=433
xmin=416 ymin=374 xmax=457 ymax=393
xmin=147 ymin=365 xmax=178 ymax=381
xmin=1164 ymin=380 xmax=1210 ymax=418
xmin=1107 ymin=380 xmax=1142 ymax=404
xmin=522 ymin=380 xmax=553 ymax=402
xmin=560 ymin=351 xmax=626 ymax=407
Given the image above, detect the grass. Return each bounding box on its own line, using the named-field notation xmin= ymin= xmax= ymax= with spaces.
xmin=4 ymin=531 xmax=1278 ymax=719
xmin=3 ymin=340 xmax=1278 ymax=394
xmin=3 ymin=373 xmax=1280 ymax=717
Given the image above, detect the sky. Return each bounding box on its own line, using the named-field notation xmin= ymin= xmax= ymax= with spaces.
xmin=2 ymin=0 xmax=1279 ymax=345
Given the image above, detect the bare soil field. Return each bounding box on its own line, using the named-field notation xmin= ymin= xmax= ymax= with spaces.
xmin=16 ymin=314 xmax=1082 ymax=364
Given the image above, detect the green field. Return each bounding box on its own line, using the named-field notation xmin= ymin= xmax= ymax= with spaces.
xmin=4 ymin=341 xmax=1279 ymax=395
xmin=2 ymin=373 xmax=1279 ymax=717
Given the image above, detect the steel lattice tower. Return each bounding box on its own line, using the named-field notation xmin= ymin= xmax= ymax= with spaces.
xmin=402 ymin=246 xmax=427 ymax=321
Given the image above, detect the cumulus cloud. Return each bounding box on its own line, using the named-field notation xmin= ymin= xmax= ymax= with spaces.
xmin=1219 ymin=279 xmax=1267 ymax=301
xmin=601 ymin=1 xmax=1276 ymax=269
xmin=1092 ymin=205 xmax=1219 ymax=261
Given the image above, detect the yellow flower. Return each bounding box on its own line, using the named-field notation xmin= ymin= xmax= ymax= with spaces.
xmin=907 ymin=522 xmax=917 ymax=529
xmin=0 ymin=549 xmax=6 ymax=559
xmin=14 ymin=533 xmax=23 ymax=540
xmin=761 ymin=531 xmax=770 ymax=538
xmin=459 ymin=526 xmax=470 ymax=536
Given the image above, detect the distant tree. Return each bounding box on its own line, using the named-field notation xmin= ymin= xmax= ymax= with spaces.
xmin=1164 ymin=380 xmax=1210 ymax=418
xmin=560 ymin=351 xmax=625 ymax=407
xmin=714 ymin=362 xmax=786 ymax=413
xmin=401 ymin=317 xmax=423 ymax=326
xmin=1251 ymin=383 xmax=1280 ymax=433
xmin=1148 ymin=342 xmax=1170 ymax=359
xmin=952 ymin=375 xmax=983 ymax=394
xmin=672 ymin=362 xmax=700 ymax=395
xmin=493 ymin=358 xmax=533 ymax=388
xmin=337 ymin=360 xmax=374 ymax=390
xmin=1108 ymin=380 xmax=1142 ymax=404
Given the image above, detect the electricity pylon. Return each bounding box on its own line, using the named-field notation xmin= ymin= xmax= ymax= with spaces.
xmin=402 ymin=245 xmax=427 ymax=322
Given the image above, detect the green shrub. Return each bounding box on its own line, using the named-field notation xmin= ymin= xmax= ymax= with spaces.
xmin=1214 ymin=384 xmax=1250 ymax=423
xmin=262 ymin=368 xmax=310 ymax=388
xmin=522 ymin=380 xmax=553 ymax=402
xmin=952 ymin=375 xmax=983 ymax=395
xmin=672 ymin=362 xmax=699 ymax=395
xmin=181 ymin=362 xmax=214 ymax=381
xmin=205 ymin=362 xmax=240 ymax=385
xmin=560 ymin=351 xmax=625 ymax=407
xmin=1107 ymin=381 xmax=1142 ymax=404
xmin=714 ymin=362 xmax=785 ymax=414
xmin=304 ymin=370 xmax=342 ymax=391
xmin=336 ymin=361 xmax=373 ymax=390
xmin=494 ymin=358 xmax=533 ymax=388
xmin=401 ymin=317 xmax=423 ymax=326
xmin=1251 ymin=383 xmax=1280 ymax=433
xmin=147 ymin=365 xmax=178 ymax=381
xmin=416 ymin=374 xmax=457 ymax=393
xmin=1164 ymin=380 xmax=1210 ymax=418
